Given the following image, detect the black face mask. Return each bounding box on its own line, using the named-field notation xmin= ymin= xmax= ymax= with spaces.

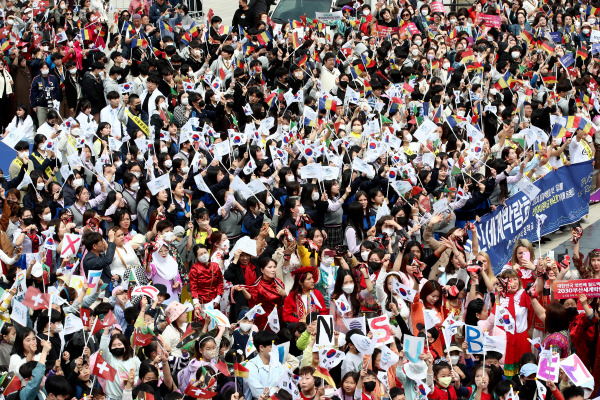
xmin=23 ymin=218 xmax=34 ymax=226
xmin=339 ymin=80 xmax=349 ymax=88
xmin=134 ymin=104 xmax=142 ymax=112
xmin=146 ymin=380 xmax=159 ymax=389
xmin=397 ymin=216 xmax=408 ymax=226
xmin=110 ymin=347 xmax=125 ymax=357
xmin=227 ymin=101 xmax=235 ymax=108
xmin=369 ymin=261 xmax=382 ymax=271
xmin=363 ymin=381 xmax=377 ymax=392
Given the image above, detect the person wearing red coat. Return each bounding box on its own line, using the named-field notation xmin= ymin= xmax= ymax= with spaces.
xmin=236 ymin=258 xmax=285 ymax=330
xmin=282 ymin=265 xmax=327 ymax=324
xmin=190 ymin=245 xmax=224 ymax=316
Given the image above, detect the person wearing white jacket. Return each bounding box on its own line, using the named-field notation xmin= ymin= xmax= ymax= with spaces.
xmin=376 ymin=270 xmax=411 ymax=328
xmin=4 ymin=107 xmax=35 ymax=143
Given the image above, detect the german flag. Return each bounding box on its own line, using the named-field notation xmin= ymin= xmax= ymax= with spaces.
xmin=539 ymin=41 xmax=554 ymax=54
xmin=297 ymin=54 xmax=308 ymax=68
xmin=291 ymin=32 xmax=300 ymax=49
xmin=313 ymin=366 xmax=336 ymax=387
xmin=234 ymin=363 xmax=250 ymax=378
xmin=542 ymin=75 xmax=558 ymax=85
xmin=520 ymin=30 xmax=533 ymax=46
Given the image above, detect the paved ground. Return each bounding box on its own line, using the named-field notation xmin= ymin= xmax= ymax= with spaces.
xmin=539 ymin=201 xmax=600 ymax=278
xmin=198 ymin=0 xmax=238 ymax=24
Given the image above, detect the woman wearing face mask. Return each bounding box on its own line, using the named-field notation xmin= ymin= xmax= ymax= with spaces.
xmin=278 ymin=197 xmax=304 ymax=239
xmin=99 ymin=328 xmax=140 ymax=400
xmin=231 ymin=310 xmax=255 ymax=352
xmin=150 ymin=95 xmax=170 ymax=135
xmin=322 ymin=179 xmax=351 ymax=248
xmin=330 ymin=269 xmax=363 ymax=331
xmin=189 ymin=242 xmax=223 ymax=319
xmin=173 ymin=91 xmax=193 ymax=127
xmin=144 ymin=240 xmax=183 ymax=304
xmin=137 ymin=359 xmax=176 ymax=400
xmin=29 ymin=134 xmax=58 ymax=182
xmin=299 ymin=183 xmax=327 ymax=226
xmin=22 ymin=170 xmax=47 ymax=210
xmin=283 ymin=265 xmax=327 ymax=324
xmin=225 ymin=249 xmax=258 ymax=320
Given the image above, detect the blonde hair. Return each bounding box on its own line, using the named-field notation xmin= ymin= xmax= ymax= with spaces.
xmin=498 ymin=269 xmax=522 ymax=292
xmin=509 ymin=239 xmax=534 ymax=267
xmin=476 ymin=251 xmax=496 ymax=286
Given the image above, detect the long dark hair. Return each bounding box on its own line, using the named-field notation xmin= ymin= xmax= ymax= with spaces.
xmin=11 ymin=328 xmax=40 ymax=357
xmin=465 ymin=298 xmax=485 ymax=326
xmin=343 ymin=202 xmax=364 ymax=242
xmin=109 ymin=333 xmax=135 ymax=360
xmin=331 ymin=269 xmax=360 ymax=317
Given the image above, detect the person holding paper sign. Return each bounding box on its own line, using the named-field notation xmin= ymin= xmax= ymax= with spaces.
xmin=411 ymin=280 xmax=445 ymax=358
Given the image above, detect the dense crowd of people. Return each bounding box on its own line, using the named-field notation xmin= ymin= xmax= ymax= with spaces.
xmin=0 ymin=0 xmax=597 ymax=399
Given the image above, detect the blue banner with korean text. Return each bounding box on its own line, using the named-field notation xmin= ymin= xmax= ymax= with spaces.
xmin=475 ymin=161 xmax=593 ymax=274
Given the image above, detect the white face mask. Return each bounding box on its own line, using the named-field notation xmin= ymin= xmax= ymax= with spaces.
xmin=266 ymin=196 xmax=273 ymax=205
xmin=181 ymin=98 xmax=189 ymax=106
xmin=60 ymin=4 xmax=66 ymax=9
xmin=421 ymin=9 xmax=429 ymax=16
xmin=411 ymin=49 xmax=419 ymax=56
xmin=490 ymin=88 xmax=497 ymax=95
xmin=36 ymin=183 xmax=45 ymax=191
xmin=583 ymin=28 xmax=591 ymax=34
xmin=321 ymin=256 xmax=334 ymax=266
xmin=297 ymin=206 xmax=305 ymax=215
xmin=164 ymin=231 xmax=174 ymax=242
xmin=42 ymin=46 xmax=49 ymax=52
xmin=312 ymin=192 xmax=319 ymax=201
xmin=53 ymin=322 xmax=63 ymax=332
xmin=42 ymin=213 xmax=51 ymax=222
xmin=137 ymin=154 xmax=144 ymax=161
xmin=240 ymin=322 xmax=253 ymax=332
xmin=361 ymin=251 xmax=370 ymax=260
xmin=414 ymin=40 xmax=422 ymax=46
xmin=286 ymin=175 xmax=295 ymax=182
xmin=19 ymin=151 xmax=28 ymax=159
xmin=115 ymin=161 xmax=122 ymax=169
xmin=160 ymin=102 xmax=168 ymax=110
xmin=182 ymin=166 xmax=190 ymax=174
xmin=73 ymin=178 xmax=84 ymax=188
xmin=295 ymin=72 xmax=303 ymax=79
xmin=99 ymin=71 xmax=105 ymax=78
xmin=457 ymin=110 xmax=465 ymax=117
xmin=132 ymin=171 xmax=141 ymax=178
xmin=70 ymin=128 xmax=80 ymax=137
xmin=342 ymin=284 xmax=354 ymax=294
xmin=336 ymin=39 xmax=343 ymax=45
xmin=198 ymin=253 xmax=209 ymax=263
xmin=41 ymin=69 xmax=49 ymax=76
xmin=443 ymin=62 xmax=450 ymax=69
xmin=363 ymin=9 xmax=370 ymax=15
xmin=383 ymin=228 xmax=394 ymax=236
xmin=352 ymin=125 xmax=362 ymax=133
xmin=450 ymin=19 xmax=457 ymax=24
xmin=69 ymin=68 xmax=77 ymax=74
xmin=450 ymin=355 xmax=460 ymax=365
xmin=130 ymin=182 xmax=139 ymax=191
xmin=511 ymin=51 xmax=520 ymax=59
xmin=164 ymin=160 xmax=172 ymax=168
